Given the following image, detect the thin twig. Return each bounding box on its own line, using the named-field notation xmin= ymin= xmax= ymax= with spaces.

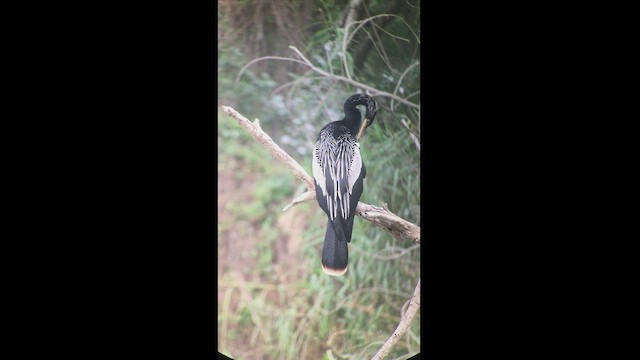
xmin=236 ymin=47 xmax=420 ymax=110
xmin=271 ymin=75 xmax=326 ymax=97
xmin=235 ymin=56 xmax=310 ymax=86
xmin=358 ymin=27 xmax=396 ymax=73
xmin=288 ymin=46 xmax=420 ymax=110
xmin=404 ymin=90 xmax=420 ymax=100
xmin=400 ymin=118 xmax=420 ymax=152
xmin=391 ymin=62 xmax=419 ymax=112
xmin=235 ymin=46 xmax=420 ymax=111
xmin=352 ymin=243 xmax=421 ymax=260
xmin=371 ymin=279 xmax=420 ymax=360
xmin=346 ymin=14 xmax=420 ymax=46
xmin=371 ymin=21 xmax=411 ymax=43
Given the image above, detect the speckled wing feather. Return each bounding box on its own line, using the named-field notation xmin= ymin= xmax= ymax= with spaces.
xmin=312 ymin=126 xmax=362 ymax=223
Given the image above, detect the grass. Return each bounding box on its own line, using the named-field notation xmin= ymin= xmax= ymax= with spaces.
xmin=218 ymin=108 xmax=420 ymax=359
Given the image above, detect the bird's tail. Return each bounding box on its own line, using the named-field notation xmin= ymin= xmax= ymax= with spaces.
xmin=321 ymin=219 xmax=349 ymax=276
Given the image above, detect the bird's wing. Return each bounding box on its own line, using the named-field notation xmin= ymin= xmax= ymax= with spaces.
xmin=313 ymin=131 xmax=362 ymax=221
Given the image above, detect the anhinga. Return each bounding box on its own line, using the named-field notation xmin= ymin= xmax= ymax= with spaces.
xmin=312 ymin=93 xmax=379 ymax=276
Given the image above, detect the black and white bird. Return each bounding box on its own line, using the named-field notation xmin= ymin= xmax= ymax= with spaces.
xmin=312 ymin=93 xmax=379 ymax=276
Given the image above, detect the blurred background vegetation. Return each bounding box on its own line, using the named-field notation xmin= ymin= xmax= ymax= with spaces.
xmin=218 ymin=0 xmax=420 ymax=359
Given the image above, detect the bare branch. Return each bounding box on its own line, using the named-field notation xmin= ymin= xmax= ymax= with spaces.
xmin=281 ymin=191 xmax=315 ymax=212
xmin=220 ymin=106 xmax=420 ymax=244
xmin=371 ymin=21 xmax=411 ymax=43
xmin=356 ymin=27 xmax=397 ymax=73
xmin=287 ymin=46 xmax=420 ymax=111
xmin=391 ymin=62 xmax=420 ymax=112
xmin=233 ymin=47 xmax=420 ymax=111
xmin=346 ymin=14 xmax=420 ymax=46
xmin=220 ymin=105 xmax=315 ymax=191
xmin=352 ymin=243 xmax=421 ymax=260
xmin=340 ymin=0 xmax=364 ymax=80
xmin=355 ymin=203 xmax=420 ymax=244
xmin=371 ymin=279 xmax=421 ymax=360
xmin=400 ymin=118 xmax=420 ymax=152
xmin=234 ymin=56 xmax=310 ymax=86
xmin=271 ymin=75 xmax=326 ymax=97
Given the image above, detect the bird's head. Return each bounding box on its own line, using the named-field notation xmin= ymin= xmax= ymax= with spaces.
xmin=343 ymin=93 xmax=379 ymax=141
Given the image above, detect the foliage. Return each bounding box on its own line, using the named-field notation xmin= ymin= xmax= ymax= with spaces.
xmin=218 ymin=43 xmax=277 ymax=125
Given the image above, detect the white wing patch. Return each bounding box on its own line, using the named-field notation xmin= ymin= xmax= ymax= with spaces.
xmin=313 ymin=132 xmax=362 ymax=221
xmin=312 ymin=140 xmax=327 ymax=201
xmin=348 ymin=142 xmax=362 ymax=195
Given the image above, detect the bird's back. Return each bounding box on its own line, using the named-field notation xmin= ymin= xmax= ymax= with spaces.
xmin=313 ymin=120 xmax=365 ymax=242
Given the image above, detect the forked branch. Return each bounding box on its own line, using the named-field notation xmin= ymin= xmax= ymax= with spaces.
xmin=220 ymin=105 xmax=420 ymax=244
xmin=371 ymin=279 xmax=421 ymax=360
xmin=234 ymin=46 xmax=420 ymax=111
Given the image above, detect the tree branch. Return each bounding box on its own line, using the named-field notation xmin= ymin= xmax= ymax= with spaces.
xmin=288 ymin=46 xmax=420 ymax=111
xmin=400 ymin=118 xmax=420 ymax=152
xmin=371 ymin=279 xmax=421 ymax=360
xmin=390 ymin=61 xmax=419 ymax=113
xmin=220 ymin=105 xmax=420 ymax=244
xmin=235 ymin=47 xmax=420 ymax=111
xmin=220 ymin=105 xmax=316 ymax=192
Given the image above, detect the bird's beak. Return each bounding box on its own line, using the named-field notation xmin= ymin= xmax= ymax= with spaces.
xmin=356 ymin=118 xmax=369 ymax=141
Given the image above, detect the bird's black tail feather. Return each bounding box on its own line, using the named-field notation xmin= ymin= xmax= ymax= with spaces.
xmin=341 ymin=214 xmax=356 ymax=243
xmin=321 ymin=219 xmax=349 ymax=276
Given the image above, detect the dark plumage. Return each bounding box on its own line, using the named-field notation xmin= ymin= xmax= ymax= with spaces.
xmin=312 ymin=94 xmax=379 ymax=276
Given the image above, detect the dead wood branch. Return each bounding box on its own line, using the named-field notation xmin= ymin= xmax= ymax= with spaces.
xmin=235 ymin=47 xmax=420 ymax=111
xmin=220 ymin=105 xmax=315 ymax=192
xmin=400 ymin=118 xmax=420 ymax=152
xmin=371 ymin=279 xmax=421 ymax=360
xmin=288 ymin=46 xmax=420 ymax=111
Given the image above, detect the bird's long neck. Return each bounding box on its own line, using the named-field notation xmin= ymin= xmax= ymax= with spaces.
xmin=343 ymin=106 xmax=363 ymax=138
